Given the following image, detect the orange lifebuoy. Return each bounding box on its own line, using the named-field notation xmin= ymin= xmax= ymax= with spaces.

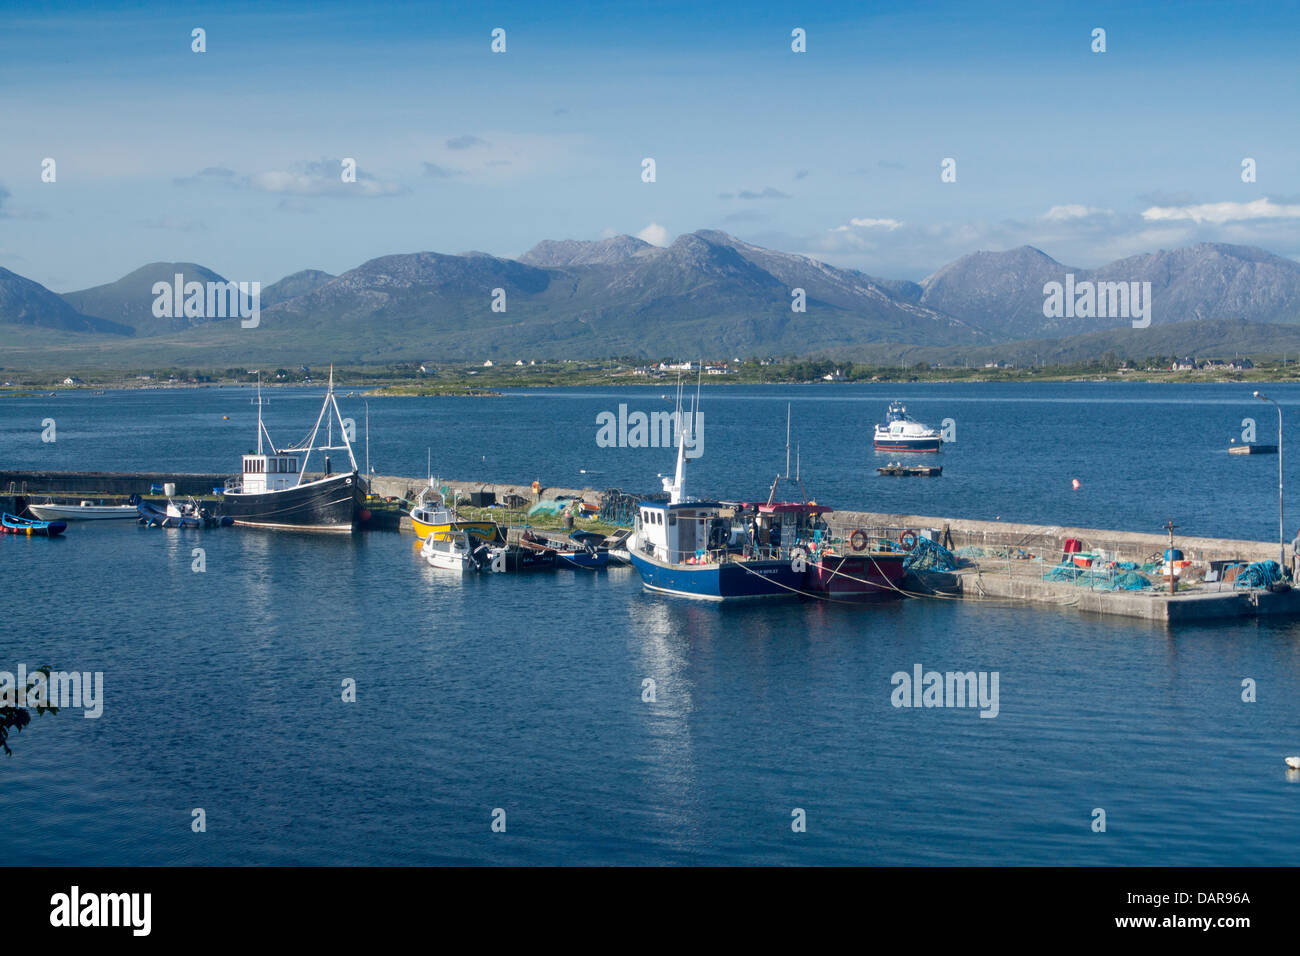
xmin=531 ymin=480 xmax=540 ymax=493
xmin=849 ymin=529 xmax=868 ymax=552
xmin=899 ymin=530 xmax=919 ymax=551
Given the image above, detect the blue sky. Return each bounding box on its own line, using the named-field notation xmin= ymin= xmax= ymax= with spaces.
xmin=2 ymin=0 xmax=1299 ymax=291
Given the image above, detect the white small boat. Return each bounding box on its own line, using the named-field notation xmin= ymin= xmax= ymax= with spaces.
xmin=27 ymin=500 xmax=138 ymax=521
xmin=1286 ymin=756 xmax=1300 ymax=770
xmin=873 ymin=401 xmax=943 ymax=452
xmin=420 ymin=530 xmax=504 ymax=573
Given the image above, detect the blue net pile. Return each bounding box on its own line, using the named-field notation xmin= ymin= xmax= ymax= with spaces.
xmin=1233 ymin=561 xmax=1283 ymax=589
xmin=902 ymin=538 xmax=961 ymax=572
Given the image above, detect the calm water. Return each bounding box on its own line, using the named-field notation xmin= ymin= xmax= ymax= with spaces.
xmin=2 ymin=383 xmax=1299 ymax=865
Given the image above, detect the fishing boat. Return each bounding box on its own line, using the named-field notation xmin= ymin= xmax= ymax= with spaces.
xmin=420 ymin=530 xmax=505 ymax=573
xmin=628 ymin=393 xmax=906 ymax=601
xmin=132 ymin=494 xmax=231 ymax=529
xmin=409 ymin=481 xmax=501 ymax=542
xmin=873 ymin=401 xmax=942 ymax=452
xmin=27 ymin=499 xmax=138 ymax=521
xmin=519 ymin=530 xmax=609 ymax=570
xmin=220 ymin=368 xmax=367 ymax=532
xmin=1 ymin=513 xmax=67 ymax=537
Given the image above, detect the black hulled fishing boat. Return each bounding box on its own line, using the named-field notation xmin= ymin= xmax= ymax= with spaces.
xmin=219 ymin=367 xmax=366 ymax=533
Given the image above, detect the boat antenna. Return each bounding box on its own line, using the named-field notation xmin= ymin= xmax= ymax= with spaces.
xmin=364 ymin=399 xmax=370 ymax=476
xmin=256 ymin=372 xmax=263 ymax=455
xmin=784 ymin=403 xmax=791 ymax=478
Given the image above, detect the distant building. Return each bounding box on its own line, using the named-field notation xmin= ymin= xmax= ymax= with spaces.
xmin=63 ymin=376 xmax=83 ymax=385
xmin=483 ymin=360 xmax=494 ymax=367
xmin=515 ymin=360 xmax=524 ymax=366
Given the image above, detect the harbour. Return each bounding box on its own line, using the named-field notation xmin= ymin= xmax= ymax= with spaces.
xmin=4 ymin=466 xmax=1294 ymax=622
xmin=5 ymin=381 xmax=1300 ymax=869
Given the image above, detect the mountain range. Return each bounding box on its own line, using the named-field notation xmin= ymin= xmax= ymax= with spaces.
xmin=3 ymin=231 xmax=1300 ymax=367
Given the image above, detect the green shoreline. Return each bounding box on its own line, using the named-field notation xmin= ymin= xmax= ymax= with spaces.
xmin=2 ymin=359 xmax=1298 ymax=392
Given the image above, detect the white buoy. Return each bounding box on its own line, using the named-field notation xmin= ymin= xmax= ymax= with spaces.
xmin=1286 ymin=756 xmax=1300 ymax=770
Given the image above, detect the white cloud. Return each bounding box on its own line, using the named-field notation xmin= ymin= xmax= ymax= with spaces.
xmin=1042 ymin=204 xmax=1112 ymax=221
xmin=836 ymin=217 xmax=903 ymax=231
xmin=1141 ymin=197 xmax=1300 ymax=225
xmin=636 ymin=222 xmax=670 ymax=246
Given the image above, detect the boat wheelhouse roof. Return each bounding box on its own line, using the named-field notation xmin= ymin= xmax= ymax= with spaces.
xmin=640 ymin=500 xmax=725 ymax=511
xmin=740 ymin=501 xmax=833 ymax=515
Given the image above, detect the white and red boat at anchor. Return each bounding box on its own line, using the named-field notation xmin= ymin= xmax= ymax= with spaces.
xmin=873 ymin=401 xmax=942 ymax=452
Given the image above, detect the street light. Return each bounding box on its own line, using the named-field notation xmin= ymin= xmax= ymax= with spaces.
xmin=1254 ymin=391 xmax=1285 ymax=573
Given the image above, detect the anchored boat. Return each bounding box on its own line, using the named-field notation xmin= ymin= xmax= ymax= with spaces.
xmin=421 ymin=530 xmax=505 ymax=573
xmin=1 ymin=513 xmax=67 ymax=537
xmin=873 ymin=401 xmax=942 ymax=452
xmin=409 ymin=481 xmax=501 ymax=543
xmin=627 ymin=393 xmax=905 ymax=601
xmin=519 ymin=530 xmax=609 ymax=570
xmin=132 ymin=494 xmax=230 ymax=529
xmin=27 ymin=500 xmax=138 ymax=521
xmin=220 ymin=368 xmax=366 ymax=532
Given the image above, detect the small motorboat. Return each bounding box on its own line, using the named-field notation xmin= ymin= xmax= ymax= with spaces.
xmin=520 ymin=530 xmax=609 ymax=570
xmin=421 ymin=530 xmax=504 ymax=573
xmin=132 ymin=494 xmax=231 ymax=529
xmin=1 ymin=513 xmax=67 ymax=537
xmin=28 ymin=499 xmax=138 ymax=521
xmin=571 ymin=528 xmax=633 ymax=566
xmin=873 ymin=401 xmax=942 ymax=452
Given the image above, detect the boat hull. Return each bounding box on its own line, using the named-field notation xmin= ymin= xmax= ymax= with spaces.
xmin=411 ymin=516 xmax=501 ymax=542
xmin=806 ymin=553 xmax=906 ymax=601
xmin=873 ymin=437 xmax=942 ymax=452
xmin=628 ymin=549 xmax=802 ymax=600
xmin=1 ymin=513 xmax=66 ymax=537
xmin=220 ymin=472 xmax=362 ymax=533
xmin=28 ymin=504 xmax=137 ymax=521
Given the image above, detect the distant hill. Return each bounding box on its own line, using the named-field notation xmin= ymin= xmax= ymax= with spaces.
xmin=0 ymin=268 xmax=133 ymax=335
xmin=63 ymin=262 xmax=234 ymax=336
xmin=258 ymin=230 xmax=983 ymax=359
xmin=921 ymin=243 xmax=1300 ymax=338
xmin=261 ymin=269 xmax=334 ymax=308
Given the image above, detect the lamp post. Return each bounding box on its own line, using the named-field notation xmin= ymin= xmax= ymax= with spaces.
xmin=1254 ymin=391 xmax=1284 ymax=572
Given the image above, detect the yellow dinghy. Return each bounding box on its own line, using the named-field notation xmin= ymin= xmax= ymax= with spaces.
xmin=409 ymin=482 xmax=501 ymax=543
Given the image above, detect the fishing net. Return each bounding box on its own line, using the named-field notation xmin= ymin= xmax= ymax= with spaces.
xmin=1233 ymin=561 xmax=1283 ymax=589
xmin=902 ymin=538 xmax=961 ymax=572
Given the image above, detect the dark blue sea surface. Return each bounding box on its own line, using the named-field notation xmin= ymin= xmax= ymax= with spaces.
xmin=2 ymin=383 xmax=1299 ymax=865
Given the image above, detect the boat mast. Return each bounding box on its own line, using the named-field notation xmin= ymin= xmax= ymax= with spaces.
xmin=662 ymin=377 xmax=687 ymax=504
xmin=281 ymin=362 xmax=360 ymax=484
xmin=256 ymin=373 xmax=264 ymax=455
xmin=253 ymin=371 xmax=277 ymax=455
